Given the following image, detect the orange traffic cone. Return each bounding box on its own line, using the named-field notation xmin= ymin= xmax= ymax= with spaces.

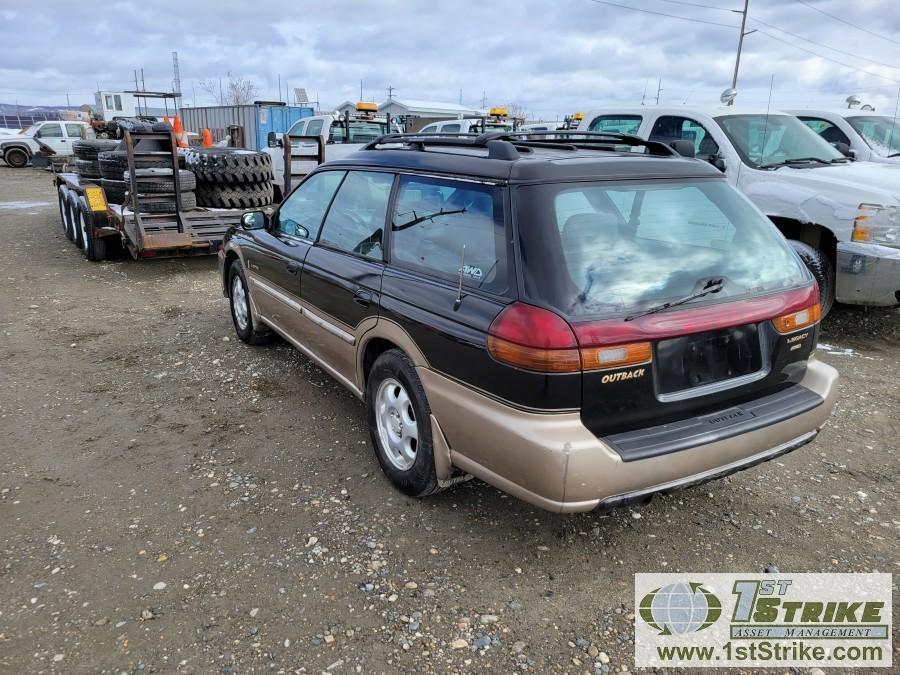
xmin=172 ymin=115 xmax=188 ymax=148
xmin=201 ymin=128 xmax=214 ymax=147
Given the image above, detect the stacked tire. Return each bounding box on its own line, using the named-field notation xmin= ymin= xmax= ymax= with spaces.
xmin=72 ymin=139 xmax=118 ymax=179
xmin=185 ymin=148 xmax=274 ymax=209
xmin=123 ymin=168 xmax=197 ymax=213
xmin=98 ymin=150 xmax=179 ymax=206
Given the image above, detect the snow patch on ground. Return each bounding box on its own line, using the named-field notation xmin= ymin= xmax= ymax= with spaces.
xmin=0 ymin=201 xmax=49 ymax=209
xmin=817 ymin=342 xmax=876 ymax=359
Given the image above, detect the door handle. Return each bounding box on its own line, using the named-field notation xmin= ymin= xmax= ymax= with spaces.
xmin=286 ymin=262 xmax=300 ymax=275
xmin=353 ymin=288 xmax=373 ymax=307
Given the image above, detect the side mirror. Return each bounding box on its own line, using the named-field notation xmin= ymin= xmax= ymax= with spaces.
xmin=669 ymin=140 xmax=695 ymax=158
xmin=832 ymin=141 xmax=853 ymax=158
xmin=710 ymin=154 xmax=726 ymax=172
xmin=267 ymin=132 xmax=283 ymax=148
xmin=241 ymin=211 xmax=266 ymax=230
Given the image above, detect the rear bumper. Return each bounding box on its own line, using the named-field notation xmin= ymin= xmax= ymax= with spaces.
xmin=420 ymin=359 xmax=838 ymax=513
xmin=836 ymin=241 xmax=900 ymax=306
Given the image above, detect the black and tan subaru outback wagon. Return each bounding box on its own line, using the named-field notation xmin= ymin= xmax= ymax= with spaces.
xmin=218 ymin=131 xmax=838 ymax=513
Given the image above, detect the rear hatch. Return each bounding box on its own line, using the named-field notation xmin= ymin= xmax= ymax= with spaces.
xmin=514 ymin=177 xmax=821 ymax=451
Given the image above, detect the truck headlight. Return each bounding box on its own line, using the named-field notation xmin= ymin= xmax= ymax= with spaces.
xmin=852 ymin=203 xmax=900 ymax=247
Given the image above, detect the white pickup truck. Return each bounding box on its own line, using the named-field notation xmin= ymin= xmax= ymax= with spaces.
xmin=789 ymin=108 xmax=900 ymax=165
xmin=1 ymin=120 xmax=92 ymax=168
xmin=578 ymin=107 xmax=900 ymax=312
xmin=263 ymin=107 xmax=398 ymax=198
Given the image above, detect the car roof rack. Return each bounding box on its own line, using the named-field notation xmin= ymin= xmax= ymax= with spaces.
xmin=363 ymin=130 xmax=679 ymax=160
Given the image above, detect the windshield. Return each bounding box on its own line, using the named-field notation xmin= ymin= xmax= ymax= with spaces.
xmin=716 ymin=114 xmax=843 ymax=167
xmin=516 ymin=179 xmax=808 ymax=319
xmin=846 ymin=115 xmax=900 ymax=156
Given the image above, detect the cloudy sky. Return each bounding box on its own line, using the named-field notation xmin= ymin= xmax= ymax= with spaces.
xmin=3 ymin=0 xmax=900 ymax=118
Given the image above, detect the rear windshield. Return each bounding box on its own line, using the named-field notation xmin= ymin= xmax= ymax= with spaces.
xmin=516 ymin=179 xmax=808 ymax=319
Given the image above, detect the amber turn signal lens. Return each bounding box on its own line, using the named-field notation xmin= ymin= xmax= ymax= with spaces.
xmin=772 ymin=303 xmax=821 ymax=334
xmin=486 ymin=335 xmax=582 ymax=373
xmin=581 ymin=341 xmax=653 ymax=372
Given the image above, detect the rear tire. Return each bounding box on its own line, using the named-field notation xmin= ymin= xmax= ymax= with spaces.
xmin=788 ymin=240 xmax=835 ymax=317
xmin=228 ymin=260 xmax=272 ymax=345
xmin=366 ymin=349 xmax=440 ymax=497
xmin=57 ymin=187 xmax=69 ymax=237
xmin=79 ymin=207 xmax=106 ymax=261
xmin=65 ymin=195 xmax=80 ymax=245
xmin=4 ymin=148 xmax=28 ymax=168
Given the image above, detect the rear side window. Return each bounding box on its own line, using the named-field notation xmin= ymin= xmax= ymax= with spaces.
xmin=306 ymin=119 xmax=324 ymax=137
xmin=391 ymin=175 xmax=507 ymax=294
xmin=65 ymin=123 xmax=85 ymax=138
xmin=588 ymin=115 xmax=642 ymax=134
xmin=319 ymin=171 xmax=394 ymax=259
xmin=441 ymin=123 xmax=461 ymax=133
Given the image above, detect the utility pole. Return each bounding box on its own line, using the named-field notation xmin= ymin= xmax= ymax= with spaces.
xmin=360 ymin=79 xmax=363 ymax=101
xmin=731 ymin=0 xmax=756 ymax=91
xmin=480 ymin=90 xmax=487 ymax=109
xmin=172 ymin=51 xmax=181 ymax=112
xmin=386 ymin=85 xmax=396 ymax=101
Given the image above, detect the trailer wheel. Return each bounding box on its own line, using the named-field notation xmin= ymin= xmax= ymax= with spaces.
xmin=57 ymin=186 xmax=70 ymax=237
xmin=79 ymin=207 xmax=106 ymax=262
xmin=65 ymin=194 xmax=80 ymax=244
xmin=4 ymin=148 xmax=29 ymax=168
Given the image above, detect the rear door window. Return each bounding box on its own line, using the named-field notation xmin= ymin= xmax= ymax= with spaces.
xmin=318 ymin=171 xmax=394 ymax=259
xmin=391 ymin=175 xmax=507 ymax=294
xmin=588 ymin=115 xmax=642 ymax=134
xmin=65 ymin=123 xmax=85 ymax=138
xmin=441 ymin=123 xmax=461 ymax=133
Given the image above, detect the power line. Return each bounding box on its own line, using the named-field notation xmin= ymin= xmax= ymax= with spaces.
xmin=585 ymin=0 xmax=738 ymax=29
xmin=654 ymin=0 xmax=738 ymax=13
xmin=795 ymin=0 xmax=900 ymax=46
xmin=750 ymin=16 xmax=900 ymax=70
xmin=753 ymin=28 xmax=900 ymax=85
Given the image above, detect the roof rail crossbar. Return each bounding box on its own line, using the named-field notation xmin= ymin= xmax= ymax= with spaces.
xmin=363 ymin=131 xmax=678 ymax=158
xmin=479 ymin=130 xmax=677 ymax=156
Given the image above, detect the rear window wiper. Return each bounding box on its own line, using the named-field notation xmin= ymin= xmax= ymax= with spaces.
xmin=624 ymin=278 xmax=725 ymax=322
xmin=888 ymin=152 xmax=900 ymax=158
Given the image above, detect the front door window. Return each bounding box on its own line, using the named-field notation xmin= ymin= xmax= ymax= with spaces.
xmin=318 ymin=171 xmax=394 ymax=259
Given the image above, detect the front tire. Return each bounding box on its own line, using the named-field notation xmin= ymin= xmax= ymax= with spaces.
xmin=4 ymin=148 xmax=28 ymax=168
xmin=788 ymin=240 xmax=835 ymax=317
xmin=366 ymin=349 xmax=440 ymax=497
xmin=228 ymin=260 xmax=272 ymax=345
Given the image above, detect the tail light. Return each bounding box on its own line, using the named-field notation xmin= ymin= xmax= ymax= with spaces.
xmin=487 ymin=303 xmax=651 ymax=373
xmin=487 ymin=303 xmax=581 ymax=373
xmin=772 ymin=302 xmax=821 ymax=334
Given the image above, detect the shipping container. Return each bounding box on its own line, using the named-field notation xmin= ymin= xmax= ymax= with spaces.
xmin=180 ymin=102 xmax=314 ymax=151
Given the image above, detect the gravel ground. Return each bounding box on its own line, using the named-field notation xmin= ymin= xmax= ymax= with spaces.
xmin=0 ymin=167 xmax=897 ymax=674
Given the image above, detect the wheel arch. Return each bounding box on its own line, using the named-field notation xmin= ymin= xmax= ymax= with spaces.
xmin=768 ymin=217 xmax=839 ymax=265
xmin=2 ymin=142 xmax=33 ymax=158
xmin=357 ymin=320 xmax=431 ymax=394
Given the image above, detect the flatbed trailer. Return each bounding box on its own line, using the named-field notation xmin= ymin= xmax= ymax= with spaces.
xmin=51 ymin=126 xmax=273 ymax=261
xmin=53 ymin=171 xmax=254 ymax=260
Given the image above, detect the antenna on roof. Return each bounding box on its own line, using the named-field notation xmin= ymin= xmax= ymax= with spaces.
xmin=720 ymin=88 xmax=738 ymax=106
xmin=845 ymin=94 xmax=861 ymax=109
